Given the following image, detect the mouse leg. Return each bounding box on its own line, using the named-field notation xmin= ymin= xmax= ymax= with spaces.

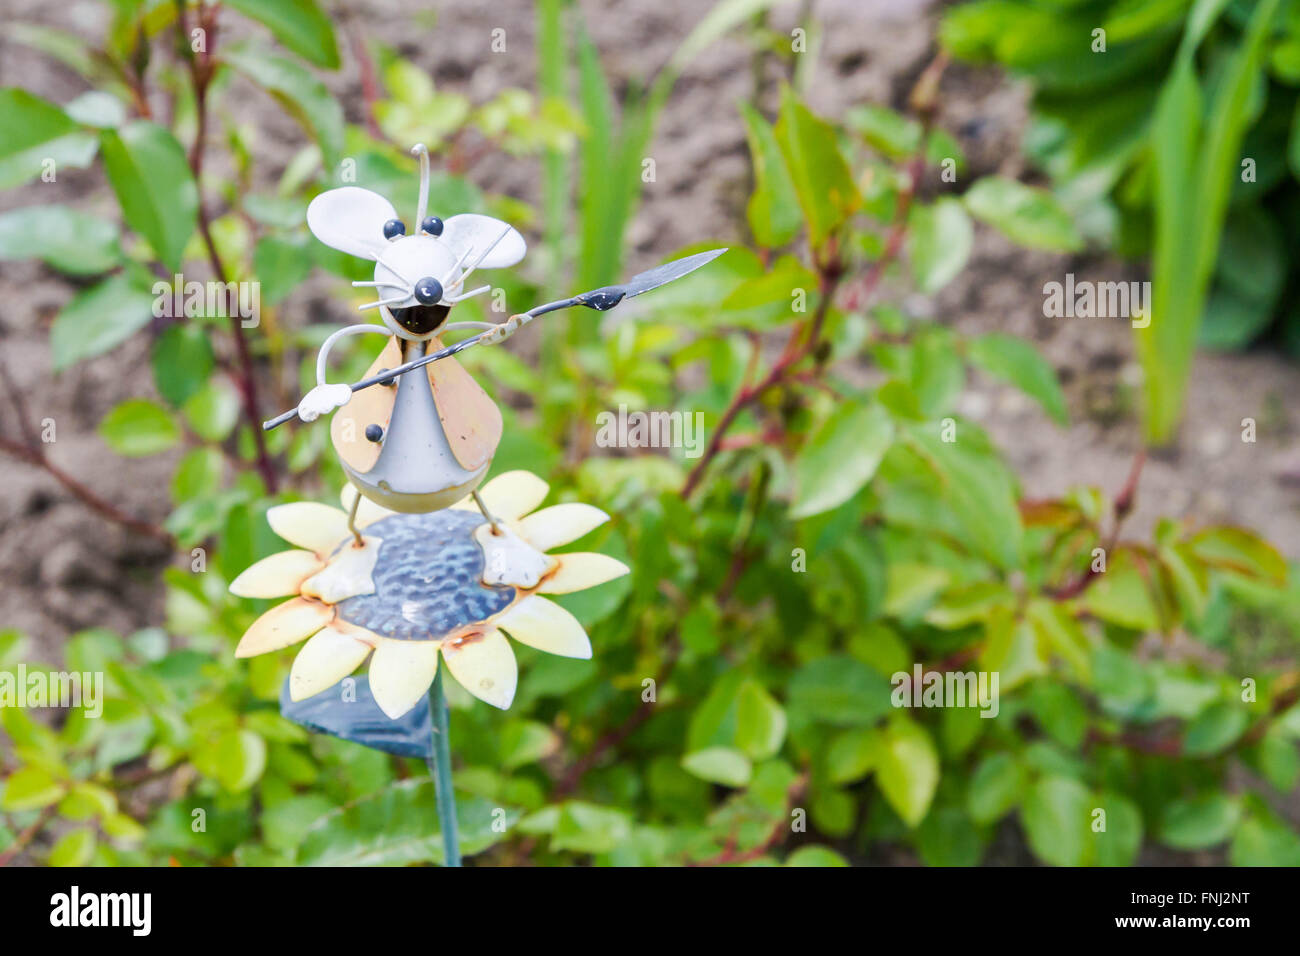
xmin=470 ymin=489 xmax=503 ymax=536
xmin=347 ymin=490 xmax=363 ymax=547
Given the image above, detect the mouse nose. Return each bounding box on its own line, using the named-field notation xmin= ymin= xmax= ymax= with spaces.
xmin=413 ymin=277 xmax=444 ymax=305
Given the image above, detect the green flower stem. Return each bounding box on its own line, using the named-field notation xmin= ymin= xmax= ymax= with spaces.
xmin=428 ymin=667 xmax=461 ymax=867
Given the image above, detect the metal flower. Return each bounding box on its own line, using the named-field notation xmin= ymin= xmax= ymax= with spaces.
xmin=228 ymin=471 xmax=628 ymax=719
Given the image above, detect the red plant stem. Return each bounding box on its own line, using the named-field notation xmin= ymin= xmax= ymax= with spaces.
xmin=0 ymin=805 xmax=57 ymax=867
xmin=347 ymin=17 xmax=383 ymax=139
xmin=552 ymin=641 xmax=683 ymax=800
xmin=0 ymin=435 xmax=174 ymax=545
xmin=181 ymin=7 xmax=278 ymax=492
xmin=688 ymin=772 xmax=809 ymax=866
xmin=682 ymin=53 xmax=948 ymax=499
xmin=1049 ymin=448 xmax=1147 ymax=600
xmin=682 ymin=270 xmax=840 ymax=498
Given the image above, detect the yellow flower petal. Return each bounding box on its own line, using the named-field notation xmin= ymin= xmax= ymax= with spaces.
xmin=339 ymin=484 xmax=396 ymax=529
xmin=266 ymin=502 xmax=351 ymax=555
xmin=368 ymin=640 xmax=440 ymax=719
xmin=494 ymin=595 xmax=591 ymax=659
xmin=235 ymin=597 xmax=332 ymax=658
xmin=442 ymin=629 xmax=517 ymax=709
xmin=288 ymin=626 xmax=375 ymax=701
xmin=539 ymin=553 xmax=630 ymax=594
xmin=229 ymin=550 xmax=322 ymax=599
xmin=451 ymin=470 xmax=549 ymax=521
xmin=517 ymin=503 xmax=610 ymax=551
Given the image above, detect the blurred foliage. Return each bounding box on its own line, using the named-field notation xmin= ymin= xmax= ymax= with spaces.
xmin=0 ymin=0 xmax=1297 ymax=868
xmin=943 ymin=0 xmax=1299 ymax=443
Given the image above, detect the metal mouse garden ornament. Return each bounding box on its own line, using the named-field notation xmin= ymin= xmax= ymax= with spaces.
xmin=228 ymin=144 xmax=724 ymax=864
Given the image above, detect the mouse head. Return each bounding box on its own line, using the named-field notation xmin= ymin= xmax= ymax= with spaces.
xmin=306 ymin=144 xmax=526 ymax=340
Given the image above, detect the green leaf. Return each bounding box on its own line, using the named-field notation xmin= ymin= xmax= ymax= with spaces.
xmin=826 ymin=727 xmax=883 ymax=784
xmin=785 ymin=845 xmax=849 ymax=866
xmin=681 ymin=747 xmax=752 ymax=787
xmin=498 ymin=720 xmax=559 ymax=770
xmin=1026 ymin=599 xmax=1092 ymax=683
xmin=223 ymin=50 xmax=345 ymax=168
xmin=0 ymin=205 xmax=120 ymax=274
xmin=1159 ymin=793 xmax=1241 ymax=849
xmin=57 ymin=782 xmax=117 ymax=821
xmin=917 ymin=806 xmax=983 ymax=866
xmin=1139 ymin=0 xmax=1279 ymax=442
xmin=669 ymin=0 xmax=789 ymax=70
xmin=0 ymin=87 xmax=75 ymax=155
xmin=63 ymin=90 xmax=127 ymax=129
xmin=2 ymin=766 xmax=64 ymax=811
xmin=924 ymin=580 xmax=1013 ymax=630
xmin=811 ymin=785 xmax=852 ymax=837
xmin=172 ymin=447 xmax=224 ymax=502
xmin=811 ymin=785 xmax=856 ymax=837
xmin=966 ymin=333 xmax=1069 ymax=425
xmin=1094 ymin=792 xmax=1143 ymax=867
xmin=200 ymin=728 xmax=267 ymax=793
xmin=734 ymin=681 xmax=787 ymax=760
xmin=791 ymin=402 xmax=893 ymax=518
xmin=51 ymin=272 xmax=156 ymax=370
xmin=979 ymin=609 xmax=1048 ymax=691
xmin=183 ymin=379 xmax=242 ymax=442
xmin=846 ymin=103 xmax=922 ymax=159
xmin=1181 ymin=701 xmax=1248 ymax=757
xmin=1021 ymin=775 xmax=1091 ymax=866
xmin=884 ymin=563 xmax=950 ymax=617
xmin=908 ymin=198 xmax=973 ymax=293
xmin=1186 ymin=527 xmax=1288 ymax=586
xmin=102 ymin=812 xmax=147 ymax=844
xmin=1091 ymin=642 xmax=1152 ymax=713
xmin=787 ymin=655 xmax=893 ymax=727
xmin=99 ymin=399 xmax=181 ymax=457
xmin=1230 ymin=809 xmax=1300 ymax=866
xmin=774 ymin=87 xmax=857 ymax=250
xmin=905 ymin=425 xmax=1024 ymax=570
xmin=223 ymin=0 xmax=340 ymax=69
xmin=48 ymin=828 xmax=95 ymax=867
xmin=261 ymin=794 xmax=336 ymax=852
xmin=300 ymin=781 xmax=514 ymax=865
xmin=573 ymin=27 xmax=654 ymax=290
xmin=718 ymin=255 xmax=818 ymax=329
xmin=740 ymin=103 xmax=802 ymax=248
xmin=252 ymin=235 xmax=314 ymax=306
xmin=152 ymin=324 xmax=215 ymax=407
xmin=101 ymin=121 xmax=198 ymax=271
xmin=1258 ymin=724 xmax=1300 ymax=792
xmin=966 ymin=752 xmax=1027 ymax=824
xmin=1077 ymin=549 xmax=1160 ymax=631
xmin=874 ymin=717 xmax=939 ymax=827
xmin=550 ymin=801 xmax=633 ymax=855
xmin=963 ymin=176 xmax=1082 ymax=252
xmin=0 ymin=87 xmax=93 ymax=187
xmin=1026 ymin=681 xmax=1090 ymax=749
xmin=910 ymin=332 xmax=965 ymax=417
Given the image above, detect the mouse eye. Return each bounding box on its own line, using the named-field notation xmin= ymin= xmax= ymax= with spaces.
xmin=383 ymin=219 xmax=406 ymax=239
xmin=421 ymin=216 xmax=443 ymax=236
xmin=413 ymin=277 xmax=444 ymax=304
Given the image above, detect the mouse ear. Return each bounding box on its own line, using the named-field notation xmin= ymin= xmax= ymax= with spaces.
xmin=307 ymin=187 xmax=399 ymax=259
xmin=440 ymin=214 xmax=526 ymax=270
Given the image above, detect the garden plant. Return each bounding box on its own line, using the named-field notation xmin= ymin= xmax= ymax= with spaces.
xmin=0 ymin=0 xmax=1296 ymax=870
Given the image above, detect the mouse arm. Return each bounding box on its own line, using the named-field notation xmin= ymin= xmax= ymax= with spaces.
xmin=295 ymin=324 xmax=393 ymax=422
xmin=262 ymin=249 xmax=727 ymax=430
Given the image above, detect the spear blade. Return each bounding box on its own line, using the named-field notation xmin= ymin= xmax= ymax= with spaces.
xmin=574 ymin=247 xmax=728 ymax=311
